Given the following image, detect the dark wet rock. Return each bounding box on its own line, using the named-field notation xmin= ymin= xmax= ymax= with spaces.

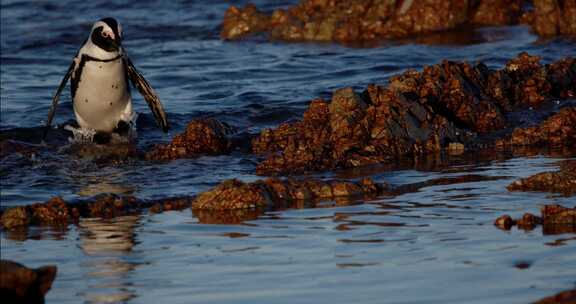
xmin=2 ymin=177 xmax=386 ymax=228
xmin=514 ymin=260 xmax=532 ymax=269
xmin=0 ymin=194 xmax=192 ymax=230
xmin=221 ymin=0 xmax=576 ymax=43
xmin=65 ymin=142 xmax=138 ymax=164
xmin=222 ymin=0 xmax=474 ymax=42
xmin=471 ymin=0 xmax=523 ymax=26
xmin=221 ymin=3 xmax=270 ymax=40
xmin=0 ymin=139 xmax=41 ymax=160
xmin=542 ymin=204 xmax=576 ymax=225
xmin=507 ymin=160 xmax=576 ymax=196
xmin=148 ymin=197 xmax=191 ymax=214
xmin=192 ymin=209 xmax=262 ymax=225
xmin=494 ymin=204 xmax=576 ymax=234
xmin=0 ymin=260 xmax=57 ymax=304
xmin=192 ymin=177 xmax=386 ymax=210
xmin=494 ymin=214 xmax=515 ymax=230
xmin=253 ymin=54 xmax=575 ymax=175
xmin=527 ymin=0 xmax=576 ymax=37
xmin=145 ymin=118 xmax=232 ymax=161
xmin=535 ymin=288 xmax=576 ymax=304
xmin=497 ymin=107 xmax=576 ymax=149
xmin=516 ymin=212 xmax=542 ymax=230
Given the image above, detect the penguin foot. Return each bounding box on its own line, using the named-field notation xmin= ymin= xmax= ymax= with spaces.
xmin=114 ymin=120 xmax=131 ymax=137
xmin=93 ymin=132 xmax=112 ymax=145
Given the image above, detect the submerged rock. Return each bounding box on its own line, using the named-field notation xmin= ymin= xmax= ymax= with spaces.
xmin=0 ymin=140 xmax=41 ymax=160
xmin=494 ymin=204 xmax=576 ymax=234
xmin=145 ymin=118 xmax=232 ymax=161
xmin=0 ymin=260 xmax=57 ymax=304
xmin=221 ymin=0 xmax=576 ymax=43
xmin=253 ymin=54 xmax=575 ymax=175
xmin=0 ymin=194 xmax=192 ymax=230
xmin=507 ymin=160 xmax=576 ymax=196
xmin=192 ymin=177 xmax=386 ymax=210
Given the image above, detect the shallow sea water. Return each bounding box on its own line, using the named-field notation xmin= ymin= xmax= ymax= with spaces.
xmin=1 ymin=1 xmax=575 ymax=303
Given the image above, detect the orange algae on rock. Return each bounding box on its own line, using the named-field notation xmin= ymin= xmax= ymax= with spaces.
xmin=192 ymin=177 xmax=386 ymax=210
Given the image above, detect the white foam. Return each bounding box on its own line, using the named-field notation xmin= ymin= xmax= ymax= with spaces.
xmin=65 ymin=113 xmax=139 ymax=144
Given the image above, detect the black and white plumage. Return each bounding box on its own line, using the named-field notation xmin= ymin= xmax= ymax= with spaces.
xmin=44 ymin=17 xmax=169 ymax=139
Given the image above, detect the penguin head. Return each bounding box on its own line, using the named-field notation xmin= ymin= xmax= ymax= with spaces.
xmin=90 ymin=17 xmax=122 ymax=52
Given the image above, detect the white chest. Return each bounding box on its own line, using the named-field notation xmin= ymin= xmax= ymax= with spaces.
xmin=72 ymin=57 xmax=133 ymax=132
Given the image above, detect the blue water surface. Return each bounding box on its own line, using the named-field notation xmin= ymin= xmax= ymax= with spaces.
xmin=1 ymin=1 xmax=575 ymax=303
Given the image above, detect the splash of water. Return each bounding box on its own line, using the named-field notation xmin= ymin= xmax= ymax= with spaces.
xmin=64 ymin=113 xmax=139 ymax=144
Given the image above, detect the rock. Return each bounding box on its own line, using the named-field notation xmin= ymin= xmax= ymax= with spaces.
xmin=0 ymin=195 xmax=192 ymax=230
xmin=542 ymin=204 xmax=576 ymax=225
xmin=222 ymin=0 xmax=471 ymax=42
xmin=530 ymin=0 xmax=576 ymax=36
xmin=499 ymin=107 xmax=576 ymax=148
xmin=534 ymin=288 xmax=576 ymax=304
xmin=192 ymin=209 xmax=262 ymax=225
xmin=192 ymin=177 xmax=386 ymax=210
xmin=193 ymin=179 xmax=273 ymax=210
xmin=0 ymin=140 xmax=40 ymax=160
xmin=507 ymin=160 xmax=576 ymax=196
xmin=221 ymin=4 xmax=270 ymax=40
xmin=253 ymin=54 xmax=575 ymax=175
xmin=494 ymin=214 xmax=515 ymax=230
xmin=516 ymin=212 xmax=542 ymax=230
xmin=0 ymin=207 xmax=30 ymax=230
xmin=471 ymin=0 xmax=523 ymax=26
xmin=0 ymin=260 xmax=57 ymax=304
xmin=145 ymin=118 xmax=232 ymax=161
xmin=448 ymin=142 xmax=465 ymax=155
xmin=220 ymin=0 xmax=576 ymax=43
xmin=494 ymin=204 xmax=575 ymax=234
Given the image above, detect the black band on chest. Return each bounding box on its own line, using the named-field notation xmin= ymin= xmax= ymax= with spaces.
xmin=71 ymin=54 xmax=124 ymax=99
xmin=83 ymin=54 xmax=123 ymax=63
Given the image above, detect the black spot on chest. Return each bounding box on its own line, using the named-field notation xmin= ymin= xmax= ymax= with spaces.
xmin=70 ymin=54 xmax=126 ymax=100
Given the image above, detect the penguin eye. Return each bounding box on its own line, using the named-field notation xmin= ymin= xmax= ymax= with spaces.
xmin=101 ymin=31 xmax=109 ymax=38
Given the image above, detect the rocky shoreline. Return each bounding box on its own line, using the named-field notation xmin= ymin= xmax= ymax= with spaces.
xmin=252 ymin=53 xmax=575 ymax=175
xmin=1 ymin=53 xmax=575 ymax=229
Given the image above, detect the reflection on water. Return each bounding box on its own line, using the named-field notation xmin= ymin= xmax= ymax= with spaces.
xmin=1 ymin=156 xmax=575 ymax=303
xmin=78 ymin=216 xmax=140 ymax=303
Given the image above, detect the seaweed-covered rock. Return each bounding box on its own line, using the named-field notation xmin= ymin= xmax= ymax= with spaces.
xmin=145 ymin=118 xmax=232 ymax=161
xmin=0 ymin=195 xmax=192 ymax=230
xmin=254 ymin=54 xmax=575 ymax=175
xmin=542 ymin=204 xmax=576 ymax=225
xmin=221 ymin=3 xmax=270 ymax=40
xmin=192 ymin=177 xmax=385 ymax=210
xmin=529 ymin=0 xmax=576 ymax=36
xmin=498 ymin=107 xmax=576 ymax=148
xmin=222 ymin=0 xmax=473 ymax=42
xmin=221 ymin=0 xmax=576 ymax=43
xmin=0 ymin=260 xmax=57 ymax=304
xmin=507 ymin=160 xmax=576 ymax=196
xmin=471 ymin=0 xmax=523 ymax=25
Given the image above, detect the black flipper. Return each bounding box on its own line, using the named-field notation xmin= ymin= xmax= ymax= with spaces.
xmin=124 ymin=55 xmax=169 ymax=133
xmin=43 ymin=60 xmax=75 ymax=140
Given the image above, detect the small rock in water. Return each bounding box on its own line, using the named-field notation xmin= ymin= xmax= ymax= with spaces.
xmin=0 ymin=260 xmax=57 ymax=304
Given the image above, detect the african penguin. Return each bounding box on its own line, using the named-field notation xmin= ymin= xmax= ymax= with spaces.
xmin=44 ymin=17 xmax=169 ymax=140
